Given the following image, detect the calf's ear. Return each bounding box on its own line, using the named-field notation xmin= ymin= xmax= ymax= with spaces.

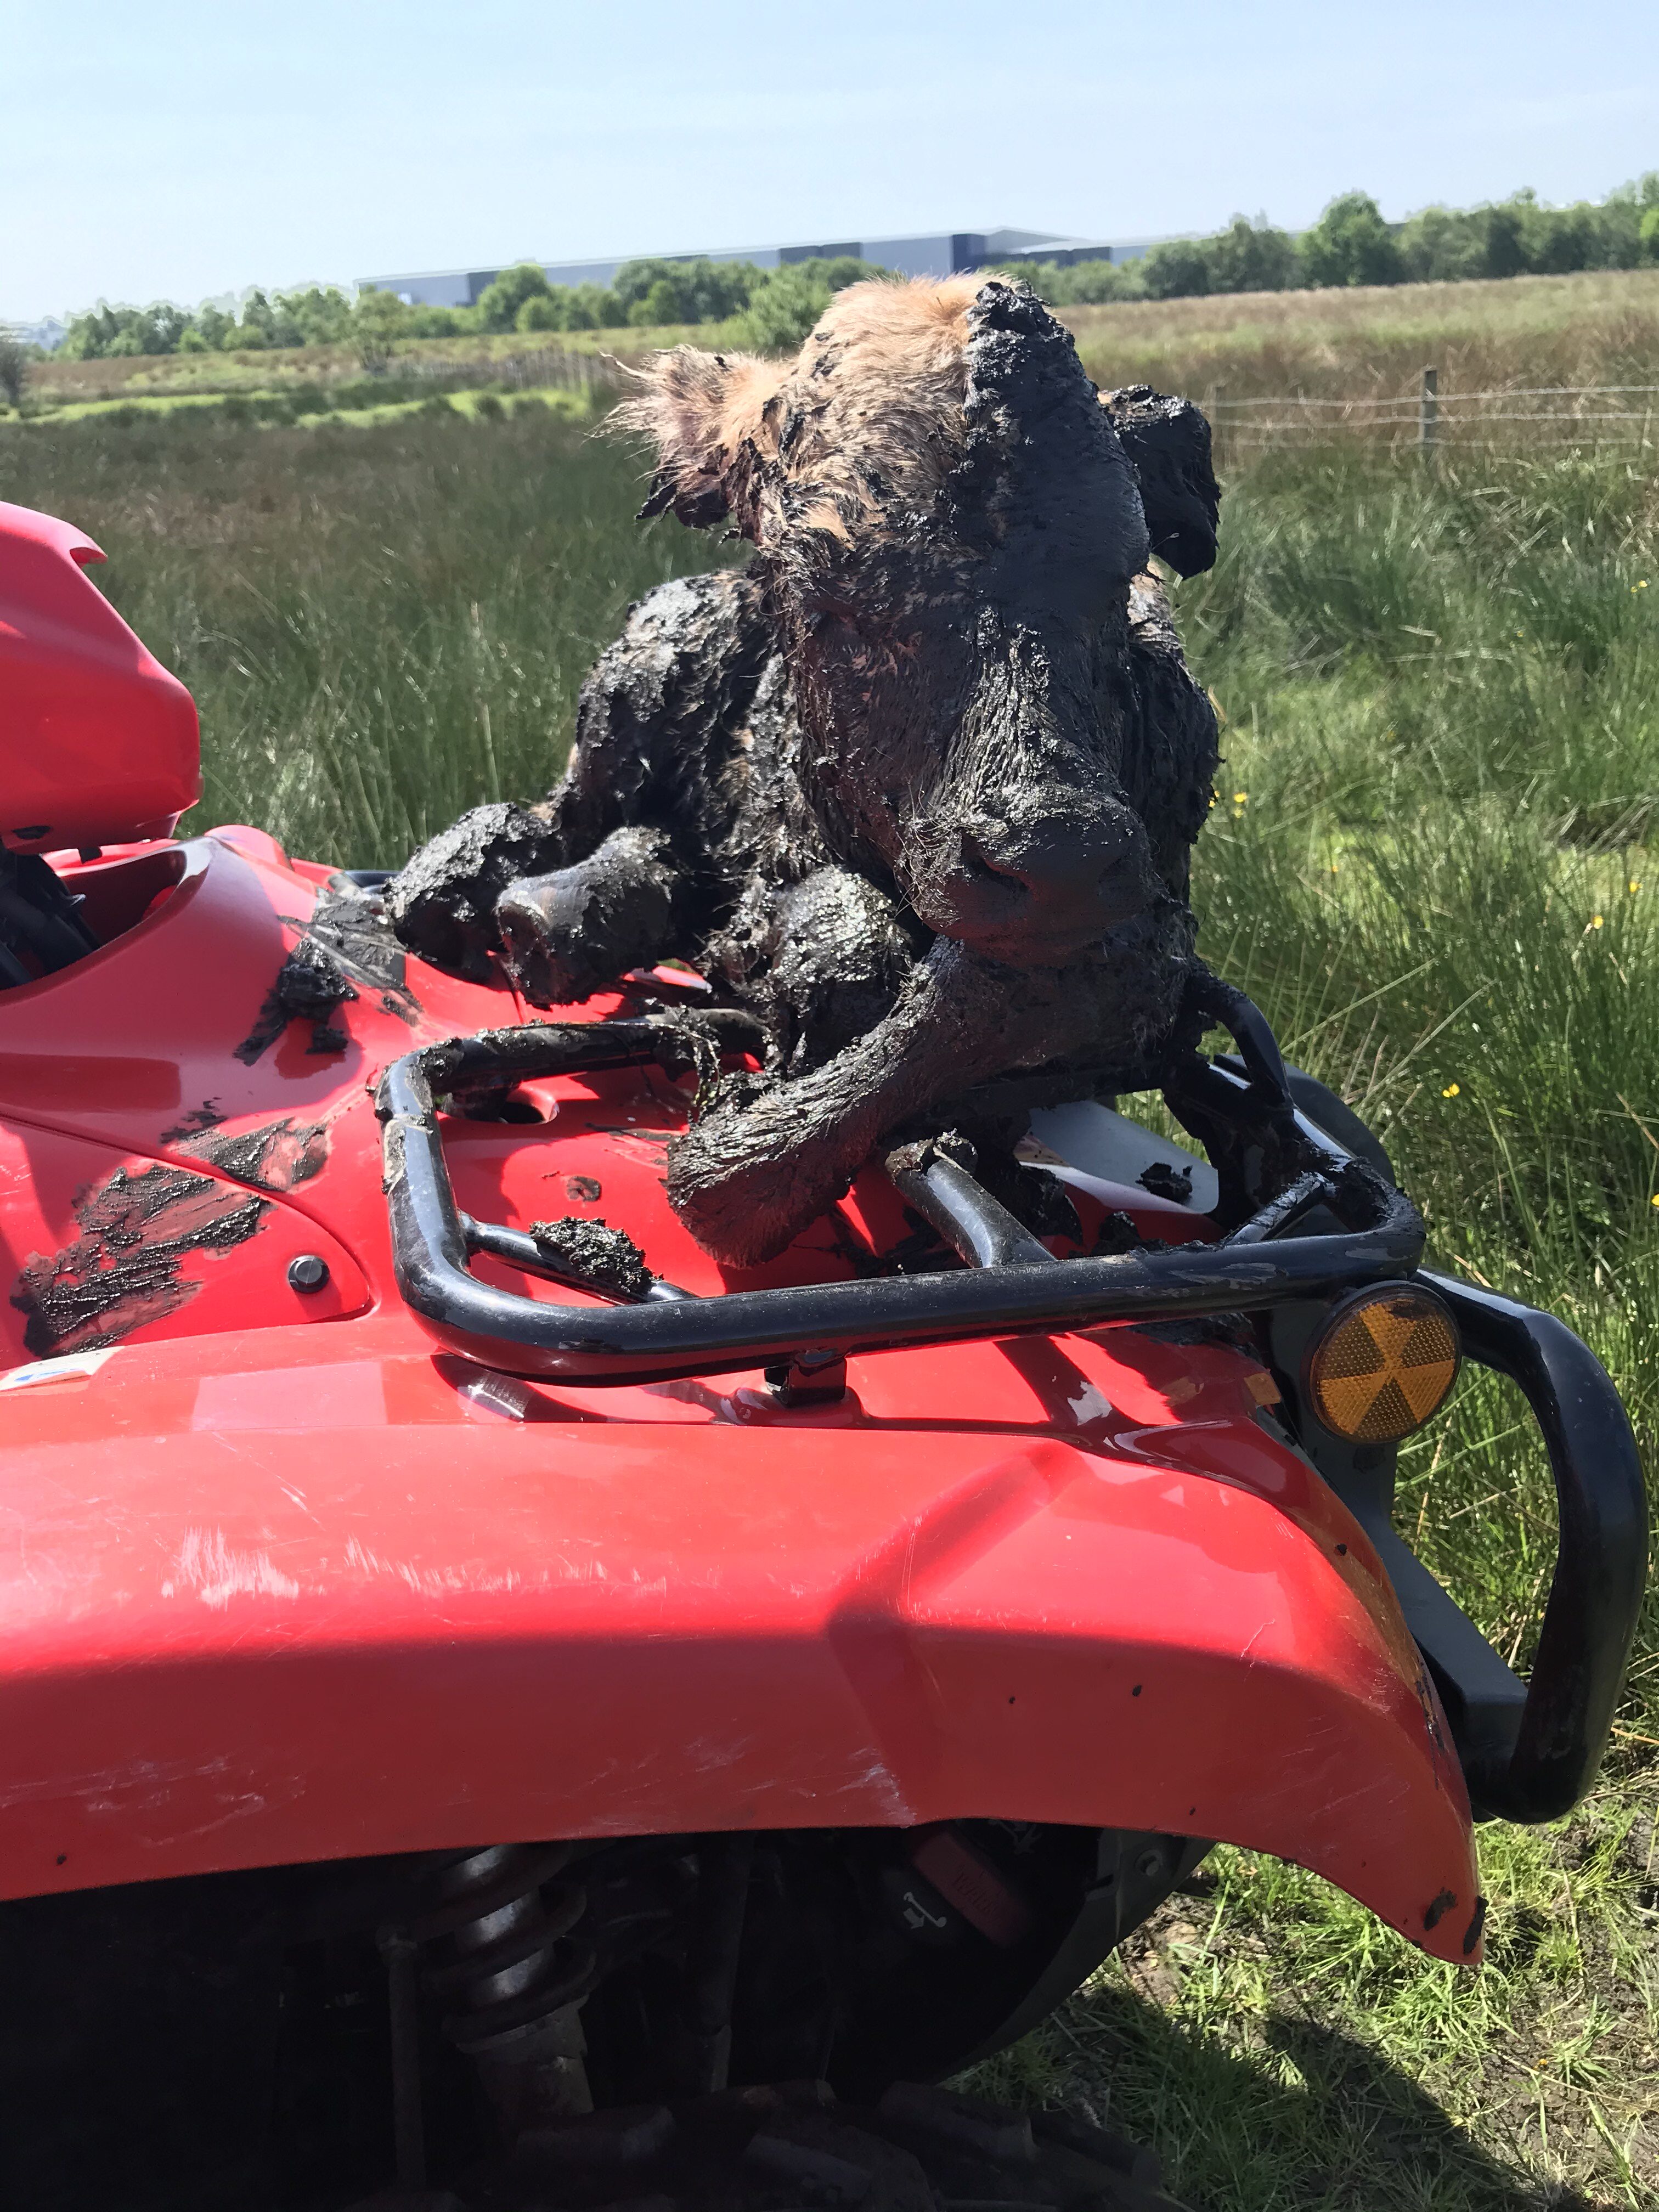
xmin=1101 ymin=386 xmax=1221 ymax=577
xmin=616 ymin=347 xmax=786 ymax=536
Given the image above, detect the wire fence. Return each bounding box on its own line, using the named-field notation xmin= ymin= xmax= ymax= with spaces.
xmin=1207 ymin=373 xmax=1659 ymax=469
xmin=404 ymin=345 xmax=624 ymax=398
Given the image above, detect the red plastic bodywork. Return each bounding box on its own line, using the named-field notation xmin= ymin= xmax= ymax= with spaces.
xmin=0 ymin=503 xmax=1483 ymax=1967
xmin=0 ymin=500 xmax=200 ymax=851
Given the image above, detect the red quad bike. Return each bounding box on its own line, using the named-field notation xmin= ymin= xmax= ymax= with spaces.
xmin=0 ymin=498 xmax=1646 ymax=2212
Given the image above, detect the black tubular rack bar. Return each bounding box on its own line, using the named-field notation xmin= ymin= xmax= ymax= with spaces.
xmin=376 ymin=1004 xmax=1423 ymax=1390
xmin=1412 ymin=1269 xmax=1646 ymax=1824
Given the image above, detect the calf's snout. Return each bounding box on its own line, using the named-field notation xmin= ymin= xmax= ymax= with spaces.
xmin=921 ymin=793 xmax=1155 ymax=964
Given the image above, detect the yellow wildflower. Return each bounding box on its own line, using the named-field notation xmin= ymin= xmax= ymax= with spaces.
xmin=1442 ymin=1082 xmax=1460 ymax=1098
xmin=1592 ymin=913 xmax=1605 ymax=929
xmin=1232 ymin=791 xmax=1249 ymax=804
xmin=1630 ymin=879 xmax=1641 ymax=895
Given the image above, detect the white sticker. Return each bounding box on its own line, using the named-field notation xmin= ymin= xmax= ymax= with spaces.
xmin=0 ymin=1347 xmax=117 ymax=1391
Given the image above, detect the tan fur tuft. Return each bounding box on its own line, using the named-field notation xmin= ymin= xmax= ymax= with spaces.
xmin=615 ymin=275 xmax=996 ymax=544
xmin=611 ymin=347 xmax=787 ymax=525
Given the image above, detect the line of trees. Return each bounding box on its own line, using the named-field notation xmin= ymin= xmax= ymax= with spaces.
xmin=46 ymin=174 xmax=1659 ymax=369
xmin=1003 ymin=178 xmax=1659 ymax=306
xmin=57 ymin=254 xmax=883 ymax=363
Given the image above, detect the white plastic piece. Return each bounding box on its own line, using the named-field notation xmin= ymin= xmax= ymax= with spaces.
xmin=1027 ymin=1099 xmax=1219 ymax=1215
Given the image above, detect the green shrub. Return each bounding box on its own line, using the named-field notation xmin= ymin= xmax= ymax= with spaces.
xmin=476 ymin=263 xmax=555 ymax=332
xmin=629 ymin=277 xmax=685 ymax=328
xmin=473 ymin=391 xmax=504 ymax=420
xmin=407 ymin=304 xmax=473 ymax=338
xmin=1141 ymin=238 xmax=1215 ymax=300
xmin=613 ymin=256 xmax=761 ymax=325
xmin=1300 ymin=191 xmax=1403 ymax=287
xmin=1204 ymin=215 xmax=1300 ymax=292
xmin=733 ymin=267 xmax=831 ymax=349
xmin=276 ymin=285 xmax=354 ymax=345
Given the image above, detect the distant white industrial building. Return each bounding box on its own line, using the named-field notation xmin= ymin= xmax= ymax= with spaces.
xmin=2 ymin=316 xmax=67 ymax=352
xmin=359 ymin=227 xmax=1160 ymax=308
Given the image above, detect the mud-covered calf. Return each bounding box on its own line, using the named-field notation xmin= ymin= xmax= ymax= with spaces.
xmin=388 ymin=278 xmax=1221 ymax=1263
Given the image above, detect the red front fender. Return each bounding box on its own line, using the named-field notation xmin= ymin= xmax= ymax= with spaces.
xmin=0 ymin=1318 xmax=1480 ymax=1960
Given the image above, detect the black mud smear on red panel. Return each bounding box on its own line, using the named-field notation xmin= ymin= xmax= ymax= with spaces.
xmin=234 ymin=938 xmax=358 ymax=1063
xmin=173 ymin=1116 xmax=329 ymax=1193
xmin=234 ymin=881 xmax=420 ymax=1065
xmin=159 ymin=1099 xmax=225 ymax=1144
xmin=10 ymin=1166 xmax=270 ymax=1357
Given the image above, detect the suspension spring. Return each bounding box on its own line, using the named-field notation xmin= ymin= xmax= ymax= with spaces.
xmin=410 ymin=1841 xmax=596 ymax=2056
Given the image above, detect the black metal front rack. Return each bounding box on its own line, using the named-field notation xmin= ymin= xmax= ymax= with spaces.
xmin=375 ymin=984 xmax=1421 ymax=1390
xmin=375 ymin=985 xmax=1646 ymax=1831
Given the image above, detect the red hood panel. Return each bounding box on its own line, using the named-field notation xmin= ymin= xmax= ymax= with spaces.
xmin=0 ymin=1313 xmax=1481 ymax=1963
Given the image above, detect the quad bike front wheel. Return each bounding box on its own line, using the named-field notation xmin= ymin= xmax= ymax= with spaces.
xmin=0 ymin=1824 xmax=1204 ymax=2211
xmin=359 ymin=2075 xmax=1193 ymax=2211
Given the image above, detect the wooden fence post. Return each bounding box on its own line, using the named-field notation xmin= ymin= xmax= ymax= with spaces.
xmin=1210 ymin=383 xmax=1226 ymax=474
xmin=1419 ymin=365 xmax=1440 ymax=465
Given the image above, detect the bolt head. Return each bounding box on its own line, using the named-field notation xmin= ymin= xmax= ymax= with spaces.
xmin=287 ymin=1253 xmax=330 ymax=1294
xmin=1136 ymin=1849 xmax=1165 ymax=1881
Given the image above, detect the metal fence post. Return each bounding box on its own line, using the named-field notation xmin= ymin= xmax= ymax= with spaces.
xmin=1419 ymin=366 xmax=1440 ymax=465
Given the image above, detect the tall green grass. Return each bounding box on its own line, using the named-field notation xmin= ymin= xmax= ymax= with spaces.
xmin=0 ymin=403 xmax=732 ymax=863
xmin=2 ymin=407 xmax=1654 ymax=2205
xmin=1075 ymin=442 xmax=1659 ymax=2210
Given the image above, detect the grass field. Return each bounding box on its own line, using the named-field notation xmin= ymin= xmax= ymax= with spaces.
xmin=2 ymin=387 xmax=1655 ymax=2207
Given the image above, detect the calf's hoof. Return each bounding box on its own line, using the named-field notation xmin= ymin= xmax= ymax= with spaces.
xmin=496 ymin=828 xmax=678 ymax=1006
xmin=386 ymin=802 xmax=558 ymax=981
xmin=496 ymin=872 xmax=623 ymax=1006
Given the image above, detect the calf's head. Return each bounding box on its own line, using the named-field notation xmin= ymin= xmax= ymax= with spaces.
xmin=625 ymin=277 xmax=1210 ymax=967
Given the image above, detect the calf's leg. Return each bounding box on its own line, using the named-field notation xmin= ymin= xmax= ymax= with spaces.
xmin=666 ymin=941 xmax=1080 ymax=1265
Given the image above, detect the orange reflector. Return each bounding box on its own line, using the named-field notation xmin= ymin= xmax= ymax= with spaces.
xmin=1305 ymin=1285 xmax=1460 ymax=1443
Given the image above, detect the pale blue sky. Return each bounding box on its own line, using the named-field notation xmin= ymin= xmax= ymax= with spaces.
xmin=4 ymin=0 xmax=1656 ymax=321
